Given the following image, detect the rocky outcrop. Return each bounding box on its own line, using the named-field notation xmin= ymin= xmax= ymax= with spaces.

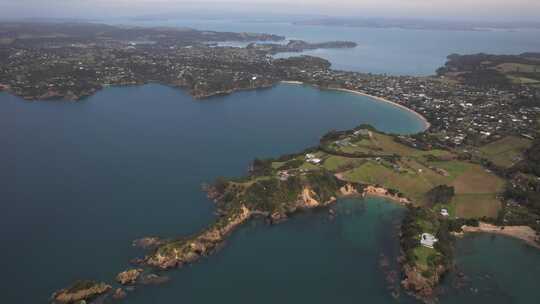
xmin=300 ymin=187 xmax=321 ymax=207
xmin=132 ymin=237 xmax=164 ymax=249
xmin=51 ymin=280 xmax=111 ymax=304
xmin=112 ymin=288 xmax=127 ymax=300
xmin=401 ymin=264 xmax=447 ymax=303
xmin=139 ymin=273 xmax=171 ymax=285
xmin=145 ymin=205 xmax=252 ymax=269
xmin=116 ymin=268 xmax=143 ymax=285
xmin=339 ymin=183 xmax=360 ymax=196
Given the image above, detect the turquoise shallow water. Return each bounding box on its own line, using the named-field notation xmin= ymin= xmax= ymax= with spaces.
xmin=3 ymin=83 xmax=540 ymax=303
xmin=439 ymin=234 xmax=540 ymax=303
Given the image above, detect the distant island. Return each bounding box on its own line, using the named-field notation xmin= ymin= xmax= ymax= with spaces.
xmin=294 ymin=17 xmax=540 ymax=32
xmin=246 ymin=39 xmax=357 ymax=54
xmin=1 ymin=22 xmax=539 ymax=304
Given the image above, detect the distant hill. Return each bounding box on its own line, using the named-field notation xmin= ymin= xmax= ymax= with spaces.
xmin=294 ymin=17 xmax=540 ymax=32
xmin=436 ymin=53 xmax=540 ymax=87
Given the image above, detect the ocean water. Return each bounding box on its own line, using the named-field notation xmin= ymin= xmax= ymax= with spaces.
xmin=2 ymin=83 xmax=425 ymax=303
xmin=4 ymin=81 xmax=540 ymax=304
xmin=439 ymin=234 xmax=540 ymax=303
xmin=113 ymin=19 xmax=540 ymax=75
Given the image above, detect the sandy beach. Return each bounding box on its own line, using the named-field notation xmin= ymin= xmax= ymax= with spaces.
xmin=280 ymin=81 xmax=431 ymax=131
xmin=462 ymin=222 xmax=540 ymax=250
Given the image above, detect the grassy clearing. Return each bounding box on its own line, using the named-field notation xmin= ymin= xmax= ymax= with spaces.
xmin=341 ymin=156 xmax=503 ymax=217
xmin=342 ymin=160 xmax=439 ymax=202
xmin=264 ymin=129 xmax=505 ymax=219
xmin=508 ymin=75 xmax=540 ymax=85
xmin=413 ymin=246 xmax=437 ymax=269
xmin=495 ymin=62 xmax=540 ymax=73
xmin=453 ymin=193 xmax=501 ymax=219
xmin=322 ymin=155 xmax=364 ymax=171
xmin=450 ymin=163 xmax=505 ymax=194
xmin=478 ymin=136 xmax=532 ymax=168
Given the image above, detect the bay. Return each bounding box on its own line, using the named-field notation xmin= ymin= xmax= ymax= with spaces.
xmin=2 ymin=83 xmax=424 ymax=303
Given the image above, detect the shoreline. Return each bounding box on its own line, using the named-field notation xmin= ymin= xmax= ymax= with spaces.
xmin=280 ymin=81 xmax=431 ymax=131
xmin=461 ymin=222 xmax=540 ymax=250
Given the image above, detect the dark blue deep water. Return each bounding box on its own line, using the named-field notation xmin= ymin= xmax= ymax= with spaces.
xmin=3 ymin=83 xmax=540 ymax=303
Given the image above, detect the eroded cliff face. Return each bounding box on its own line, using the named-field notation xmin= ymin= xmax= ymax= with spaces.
xmin=339 ymin=183 xmax=359 ymax=196
xmin=364 ymin=185 xmax=410 ymax=204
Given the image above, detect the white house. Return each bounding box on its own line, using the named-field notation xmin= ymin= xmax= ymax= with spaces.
xmin=440 ymin=208 xmax=449 ymax=217
xmin=305 ymin=153 xmax=321 ymax=165
xmin=420 ymin=233 xmax=438 ymax=248
xmin=309 ymin=158 xmax=322 ymax=164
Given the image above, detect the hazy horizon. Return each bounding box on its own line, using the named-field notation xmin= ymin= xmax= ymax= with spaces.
xmin=1 ymin=0 xmax=539 ymax=23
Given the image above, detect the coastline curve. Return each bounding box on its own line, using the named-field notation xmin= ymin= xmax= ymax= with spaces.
xmin=280 ymin=81 xmax=431 ymax=132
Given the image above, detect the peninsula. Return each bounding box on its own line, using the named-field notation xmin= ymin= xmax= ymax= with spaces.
xmin=1 ymin=22 xmax=539 ymax=304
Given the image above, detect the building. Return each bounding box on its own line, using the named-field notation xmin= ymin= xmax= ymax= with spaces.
xmin=420 ymin=233 xmax=438 ymax=248
xmin=440 ymin=208 xmax=449 ymax=217
xmin=305 ymin=153 xmax=322 ymax=165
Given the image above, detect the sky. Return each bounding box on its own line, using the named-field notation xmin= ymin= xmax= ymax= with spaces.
xmin=0 ymin=0 xmax=538 ymax=22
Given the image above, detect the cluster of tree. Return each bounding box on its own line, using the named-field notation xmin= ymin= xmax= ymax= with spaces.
xmin=250 ymin=158 xmax=274 ymax=176
xmin=242 ymin=176 xmax=304 ymax=212
xmin=446 ymin=218 xmax=479 ymax=232
xmin=277 ymin=159 xmax=305 ymax=171
xmin=504 ymin=138 xmax=540 ymax=219
xmin=304 ymin=170 xmax=346 ymax=203
xmin=425 ymin=185 xmax=455 ymax=207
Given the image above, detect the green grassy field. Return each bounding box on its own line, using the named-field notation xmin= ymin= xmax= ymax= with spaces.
xmin=495 ymin=62 xmax=540 ymax=73
xmin=453 ymin=193 xmax=501 ymax=219
xmin=268 ymin=129 xmax=505 ymax=219
xmin=478 ymin=136 xmax=532 ymax=168
xmin=413 ymin=246 xmax=437 ymax=270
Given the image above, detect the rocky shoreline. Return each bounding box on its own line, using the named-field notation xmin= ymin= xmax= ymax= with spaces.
xmin=49 ymin=180 xmax=373 ymax=303
xmin=143 ymin=182 xmax=356 ymax=270
xmin=51 ymin=281 xmax=111 ymax=304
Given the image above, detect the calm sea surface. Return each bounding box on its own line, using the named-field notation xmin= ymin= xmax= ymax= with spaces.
xmin=3 ymin=83 xmax=425 ymax=303
xmin=4 ymin=20 xmax=540 ymax=303
xmin=114 ymin=19 xmax=540 ymax=75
